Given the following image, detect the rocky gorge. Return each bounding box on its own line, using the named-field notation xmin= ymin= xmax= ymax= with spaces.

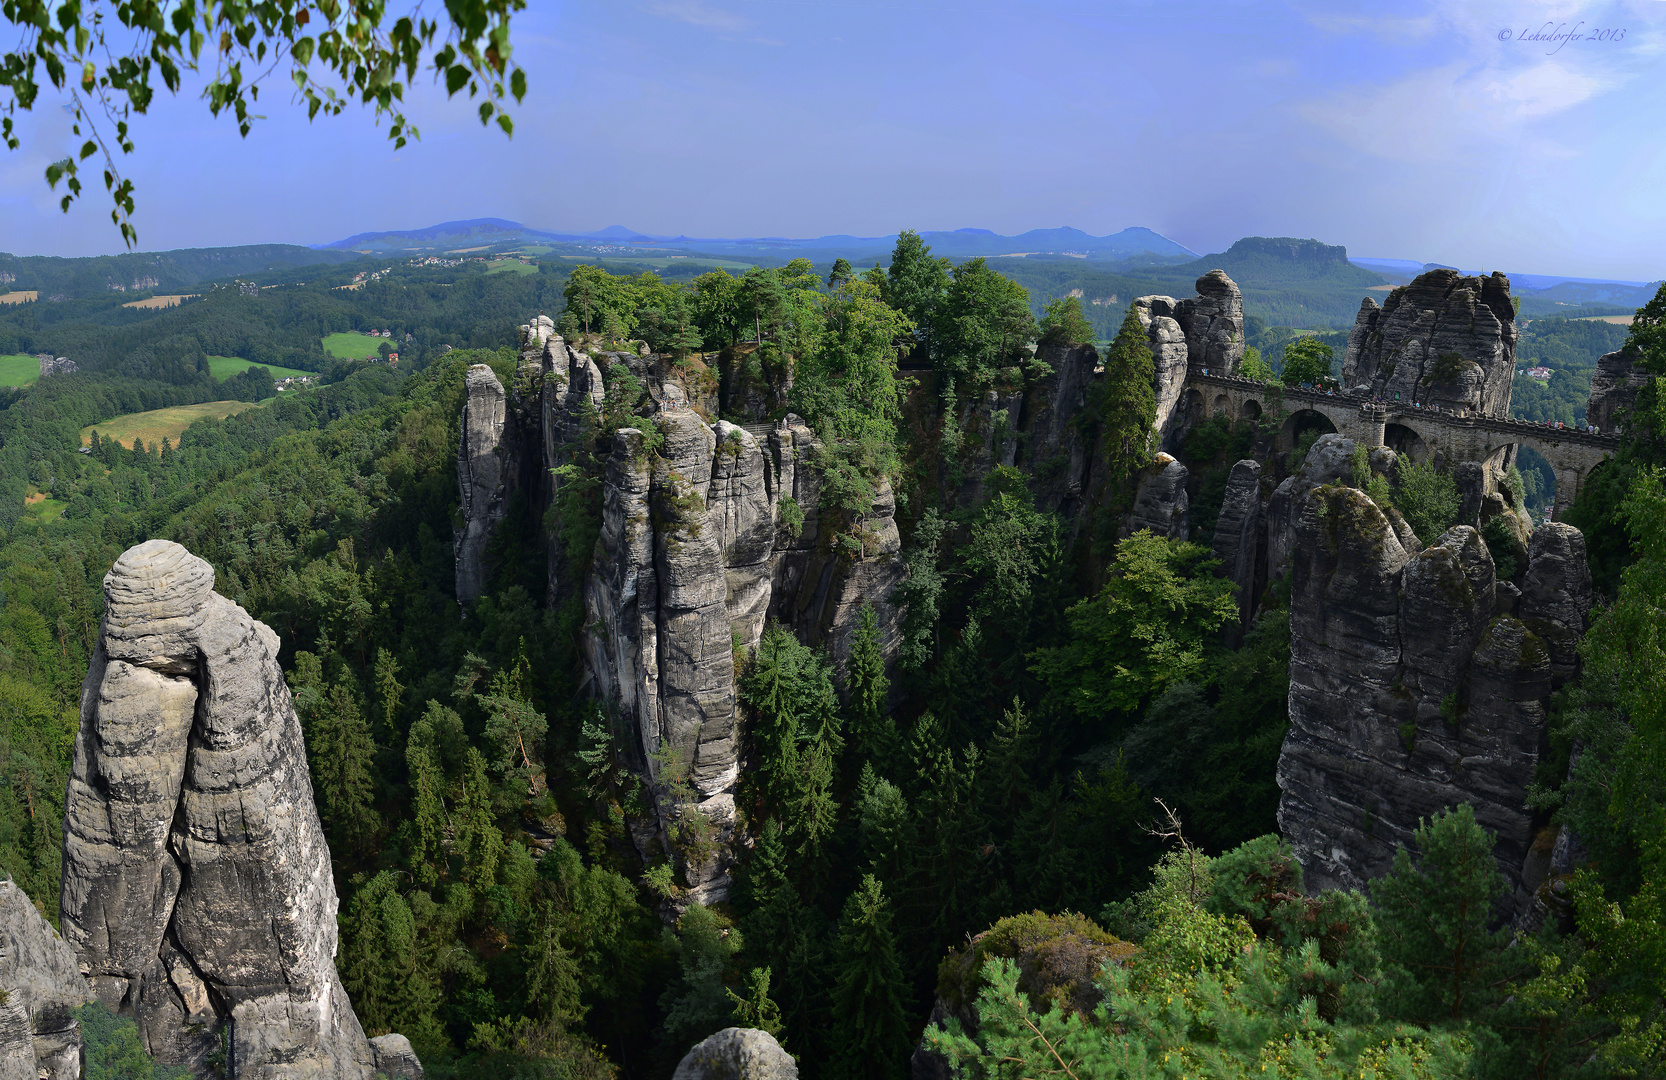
xmin=453 ymin=268 xmax=1600 ymax=918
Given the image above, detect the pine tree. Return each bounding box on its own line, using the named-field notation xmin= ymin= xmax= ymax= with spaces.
xmin=311 ymin=678 xmax=379 ymax=856
xmin=405 ymin=736 xmax=447 ymax=886
xmin=1096 ymin=304 xmax=1157 ymax=502
xmin=827 ymin=876 xmax=911 ymax=1080
xmin=1372 ymin=803 xmax=1516 ymax=1024
xmin=372 ymin=648 xmax=403 ymax=744
xmin=455 ymin=747 xmax=504 ymax=887
xmin=526 ymin=902 xmax=586 ymax=1027
xmin=846 ymin=604 xmax=895 ymax=772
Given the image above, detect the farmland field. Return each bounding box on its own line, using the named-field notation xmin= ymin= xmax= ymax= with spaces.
xmin=0 ymin=354 xmax=38 ymax=387
xmin=486 ymin=259 xmax=537 ymax=275
xmin=81 ymin=401 xmax=262 ymax=450
xmin=207 ymin=356 xmax=314 ymax=381
xmin=321 ymin=332 xmax=386 ymax=359
xmin=0 ymin=291 xmax=38 ymax=305
xmin=122 ymin=294 xmax=196 ymax=310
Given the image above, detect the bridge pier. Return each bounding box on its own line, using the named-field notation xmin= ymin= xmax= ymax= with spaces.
xmin=1358 ymin=404 xmax=1386 ymax=449
xmin=1553 ymin=466 xmax=1583 ymax=517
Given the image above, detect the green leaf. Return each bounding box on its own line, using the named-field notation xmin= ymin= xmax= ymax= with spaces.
xmin=509 ymin=66 xmax=525 ymax=102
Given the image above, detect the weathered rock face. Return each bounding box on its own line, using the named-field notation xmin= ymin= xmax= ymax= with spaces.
xmin=1016 ymin=341 xmax=1099 ymax=517
xmin=1134 ymin=296 xmax=1191 ymax=447
xmin=1587 ymin=348 xmax=1649 ymax=432
xmin=1211 ymin=459 xmax=1263 ymax=629
xmin=1122 ymin=453 xmax=1190 ymax=540
xmin=576 ymin=404 xmax=902 ymax=903
xmin=455 ymin=364 xmax=511 ymax=605
xmin=1 ymin=877 xmax=89 ymax=1080
xmin=1341 ymin=269 xmax=1518 ymax=414
xmin=61 ymin=540 xmax=377 ymax=1077
xmin=1175 ymin=270 xmax=1246 ymax=375
xmin=368 ymin=1033 xmax=425 ymax=1080
xmin=1275 ymin=485 xmax=1588 ymax=906
xmin=672 ymin=1027 xmax=797 ymax=1080
xmin=1519 ymin=522 xmax=1593 ymax=685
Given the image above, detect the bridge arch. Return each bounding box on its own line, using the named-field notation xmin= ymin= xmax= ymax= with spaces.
xmin=1212 ymin=393 xmax=1231 ymax=418
xmin=1241 ymin=398 xmax=1263 ymax=423
xmin=1384 ymin=422 xmax=1431 ymax=463
xmin=1280 ymin=408 xmax=1338 ymax=452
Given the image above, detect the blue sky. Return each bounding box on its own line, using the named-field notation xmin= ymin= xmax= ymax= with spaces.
xmin=3 ymin=0 xmax=1665 ymax=279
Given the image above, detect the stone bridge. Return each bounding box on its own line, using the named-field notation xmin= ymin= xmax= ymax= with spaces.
xmin=1183 ymin=368 xmax=1619 ymax=513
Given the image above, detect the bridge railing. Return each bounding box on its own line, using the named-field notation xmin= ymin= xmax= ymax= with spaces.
xmin=1185 ymin=366 xmax=1619 ymax=448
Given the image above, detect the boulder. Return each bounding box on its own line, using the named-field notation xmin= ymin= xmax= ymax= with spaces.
xmin=61 ymin=540 xmax=376 ymax=1077
xmin=368 ymin=1033 xmax=425 ymax=1079
xmin=0 ymin=877 xmax=90 ymax=1080
xmin=672 ymin=1028 xmax=797 ymax=1080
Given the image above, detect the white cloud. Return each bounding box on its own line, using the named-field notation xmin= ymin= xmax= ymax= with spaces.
xmin=645 ymin=1 xmax=749 ymax=33
xmin=1483 ymin=61 xmax=1605 ymax=118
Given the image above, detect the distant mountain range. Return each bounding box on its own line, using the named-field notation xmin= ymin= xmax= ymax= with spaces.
xmin=314 ymin=219 xmax=1199 ymax=265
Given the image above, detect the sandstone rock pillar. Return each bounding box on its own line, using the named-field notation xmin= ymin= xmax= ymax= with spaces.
xmin=61 ymin=540 xmax=376 ymax=1078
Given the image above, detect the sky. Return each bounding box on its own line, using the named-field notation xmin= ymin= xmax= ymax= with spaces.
xmin=2 ymin=0 xmax=1665 ymax=279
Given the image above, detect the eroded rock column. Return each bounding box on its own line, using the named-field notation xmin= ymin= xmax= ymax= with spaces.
xmin=61 ymin=540 xmax=376 ymax=1078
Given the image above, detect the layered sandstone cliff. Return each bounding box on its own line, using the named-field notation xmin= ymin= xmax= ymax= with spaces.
xmin=1587 ymin=347 xmax=1650 ymax=432
xmin=1 ymin=876 xmax=88 ymax=1080
xmin=61 ymin=540 xmax=378 ymax=1077
xmin=1341 ymin=269 xmax=1518 ymax=414
xmin=1275 ymin=477 xmax=1590 ymax=905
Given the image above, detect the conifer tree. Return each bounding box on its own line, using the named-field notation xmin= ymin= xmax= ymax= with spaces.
xmin=827 ymin=876 xmax=911 ymax=1080
xmin=1372 ymin=804 xmax=1517 ymax=1024
xmin=1096 ymin=304 xmax=1157 ymax=500
xmin=311 ymin=678 xmax=379 ymax=856
xmin=372 ymin=648 xmax=403 ymax=744
xmin=526 ymin=902 xmax=587 ymax=1027
xmin=846 ymin=604 xmax=895 ymax=773
xmin=455 ymin=747 xmax=504 ymax=887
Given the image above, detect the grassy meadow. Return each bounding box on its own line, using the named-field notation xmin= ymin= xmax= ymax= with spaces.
xmin=321 ymin=332 xmax=387 ymax=359
xmin=207 ymin=355 xmax=315 ymax=381
xmin=0 ymin=354 xmax=38 ymax=387
xmin=81 ymin=401 xmax=262 ymax=450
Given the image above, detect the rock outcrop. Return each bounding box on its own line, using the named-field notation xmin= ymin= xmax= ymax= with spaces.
xmin=369 ymin=1033 xmax=425 ymax=1080
xmin=1341 ymin=269 xmax=1517 ymax=414
xmin=1211 ymin=459 xmax=1263 ymax=629
xmin=455 ymin=364 xmax=511 ymax=605
xmin=1587 ymin=348 xmax=1649 ymax=432
xmin=1135 ymin=271 xmax=1245 ymax=449
xmin=1275 ymin=483 xmax=1591 ymax=905
xmin=672 ymin=1027 xmax=797 ymax=1080
xmin=61 ymin=540 xmax=379 ymax=1077
xmin=1122 ymin=453 xmax=1190 ymax=540
xmin=1 ymin=877 xmax=89 ymax=1080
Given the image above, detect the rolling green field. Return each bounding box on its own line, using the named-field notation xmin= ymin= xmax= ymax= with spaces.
xmin=81 ymin=400 xmax=262 ymax=450
xmin=207 ymin=355 xmax=314 ymax=381
xmin=321 ymin=332 xmax=387 ymax=359
xmin=0 ymin=354 xmax=39 ymax=387
xmin=486 ymin=259 xmax=538 ymax=275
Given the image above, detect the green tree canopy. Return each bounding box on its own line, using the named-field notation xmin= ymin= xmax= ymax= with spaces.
xmin=1281 ymin=336 xmax=1336 ymax=387
xmin=1037 ymin=294 xmax=1096 ymax=347
xmin=2 ymin=0 xmax=527 ymax=245
xmin=933 ymin=257 xmax=1037 ymax=390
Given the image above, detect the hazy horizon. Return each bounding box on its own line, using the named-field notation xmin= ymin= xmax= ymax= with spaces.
xmin=3 ymin=0 xmax=1664 ymax=280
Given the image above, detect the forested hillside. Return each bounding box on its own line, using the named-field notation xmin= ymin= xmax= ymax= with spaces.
xmin=2 ymin=231 xmax=1665 ymax=1080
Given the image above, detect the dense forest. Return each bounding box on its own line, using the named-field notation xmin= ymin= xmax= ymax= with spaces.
xmin=2 ymin=233 xmax=1665 ymax=1080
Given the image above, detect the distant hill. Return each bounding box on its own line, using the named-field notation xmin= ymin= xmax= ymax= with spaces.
xmin=314 ymin=220 xmax=1198 ymax=265
xmin=0 ymin=245 xmax=363 ymax=301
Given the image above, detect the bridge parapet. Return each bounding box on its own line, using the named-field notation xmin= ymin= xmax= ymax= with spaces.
xmin=1183 ymin=365 xmax=1618 ymax=512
